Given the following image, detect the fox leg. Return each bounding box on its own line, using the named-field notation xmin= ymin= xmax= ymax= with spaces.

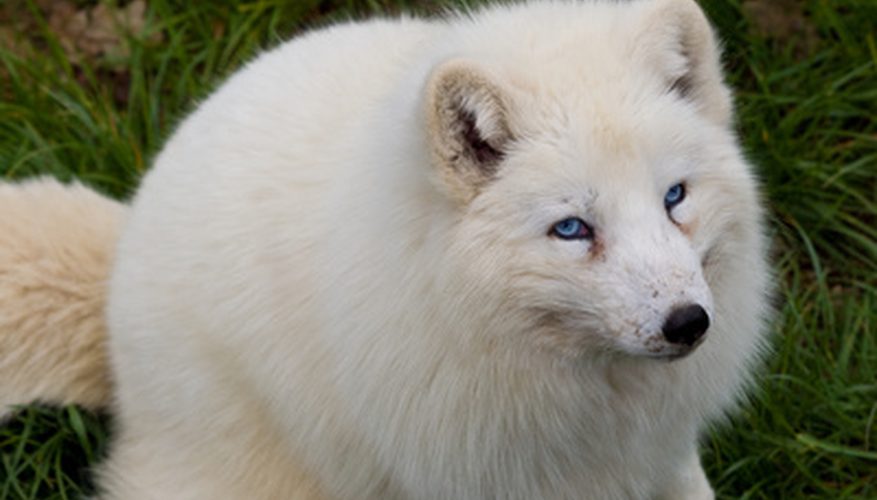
xmin=96 ymin=408 xmax=327 ymax=500
xmin=655 ymin=447 xmax=715 ymax=500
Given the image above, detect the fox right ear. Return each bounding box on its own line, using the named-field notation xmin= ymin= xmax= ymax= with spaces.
xmin=424 ymin=60 xmax=514 ymax=204
xmin=636 ymin=0 xmax=732 ymax=125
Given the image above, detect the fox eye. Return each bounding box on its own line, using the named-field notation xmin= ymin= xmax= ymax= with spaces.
xmin=664 ymin=183 xmax=686 ymax=210
xmin=550 ymin=217 xmax=593 ymax=240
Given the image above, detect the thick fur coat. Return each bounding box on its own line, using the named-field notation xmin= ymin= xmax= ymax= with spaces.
xmin=0 ymin=179 xmax=125 ymax=419
xmin=0 ymin=1 xmax=770 ymax=498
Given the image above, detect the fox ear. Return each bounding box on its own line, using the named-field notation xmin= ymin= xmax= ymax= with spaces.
xmin=637 ymin=0 xmax=732 ymax=125
xmin=424 ymin=60 xmax=514 ymax=203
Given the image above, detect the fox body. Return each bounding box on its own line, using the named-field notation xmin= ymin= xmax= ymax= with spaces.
xmin=0 ymin=1 xmax=770 ymax=498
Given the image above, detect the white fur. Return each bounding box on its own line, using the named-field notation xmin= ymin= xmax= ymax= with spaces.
xmin=93 ymin=0 xmax=771 ymax=498
xmin=0 ymin=178 xmax=125 ymax=420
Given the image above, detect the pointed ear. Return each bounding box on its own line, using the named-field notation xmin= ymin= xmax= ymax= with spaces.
xmin=636 ymin=0 xmax=732 ymax=125
xmin=424 ymin=59 xmax=514 ymax=204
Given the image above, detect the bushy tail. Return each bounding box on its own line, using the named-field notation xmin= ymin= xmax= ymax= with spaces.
xmin=0 ymin=177 xmax=127 ymax=419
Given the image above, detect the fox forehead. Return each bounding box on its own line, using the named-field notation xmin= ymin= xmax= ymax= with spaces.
xmin=495 ymin=93 xmax=704 ymax=200
xmin=458 ymin=67 xmax=705 ymax=189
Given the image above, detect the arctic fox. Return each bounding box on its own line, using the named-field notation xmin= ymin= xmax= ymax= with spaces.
xmin=0 ymin=0 xmax=770 ymax=498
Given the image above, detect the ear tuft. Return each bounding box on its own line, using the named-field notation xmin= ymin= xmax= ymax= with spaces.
xmin=638 ymin=0 xmax=732 ymax=125
xmin=425 ymin=60 xmax=514 ymax=203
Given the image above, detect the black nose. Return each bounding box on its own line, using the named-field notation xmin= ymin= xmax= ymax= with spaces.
xmin=662 ymin=304 xmax=710 ymax=346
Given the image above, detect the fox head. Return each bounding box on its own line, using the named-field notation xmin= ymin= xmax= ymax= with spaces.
xmin=424 ymin=0 xmax=764 ymax=360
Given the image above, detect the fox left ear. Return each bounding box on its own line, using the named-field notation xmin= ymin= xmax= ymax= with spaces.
xmin=424 ymin=59 xmax=515 ymax=204
xmin=637 ymin=0 xmax=733 ymax=125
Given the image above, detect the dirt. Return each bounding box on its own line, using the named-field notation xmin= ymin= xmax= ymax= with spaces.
xmin=0 ymin=0 xmax=161 ymax=64
xmin=0 ymin=1 xmax=161 ymax=105
xmin=741 ymin=0 xmax=820 ymax=56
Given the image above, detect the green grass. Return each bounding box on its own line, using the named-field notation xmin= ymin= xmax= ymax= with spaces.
xmin=1 ymin=0 xmax=875 ymax=498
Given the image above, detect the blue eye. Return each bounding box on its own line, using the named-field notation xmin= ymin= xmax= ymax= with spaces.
xmin=664 ymin=183 xmax=686 ymax=210
xmin=550 ymin=217 xmax=592 ymax=240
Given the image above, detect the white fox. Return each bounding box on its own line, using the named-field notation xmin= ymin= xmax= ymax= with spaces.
xmin=0 ymin=0 xmax=770 ymax=498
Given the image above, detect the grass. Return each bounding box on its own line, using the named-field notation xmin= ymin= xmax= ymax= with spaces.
xmin=1 ymin=0 xmax=875 ymax=498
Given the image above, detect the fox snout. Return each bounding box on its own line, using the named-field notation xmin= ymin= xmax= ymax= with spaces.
xmin=595 ymin=227 xmax=715 ymax=359
xmin=662 ymin=303 xmax=710 ymax=349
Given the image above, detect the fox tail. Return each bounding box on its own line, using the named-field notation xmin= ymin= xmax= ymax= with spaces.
xmin=0 ymin=177 xmax=126 ymax=419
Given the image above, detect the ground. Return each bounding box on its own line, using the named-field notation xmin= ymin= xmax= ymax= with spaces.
xmin=1 ymin=1 xmax=875 ymax=498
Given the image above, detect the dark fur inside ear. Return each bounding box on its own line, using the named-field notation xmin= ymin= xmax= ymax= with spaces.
xmin=458 ymin=108 xmax=504 ymax=168
xmin=668 ymin=75 xmax=693 ymax=98
xmin=425 ymin=60 xmax=514 ymax=202
xmin=667 ymin=48 xmax=694 ymax=98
